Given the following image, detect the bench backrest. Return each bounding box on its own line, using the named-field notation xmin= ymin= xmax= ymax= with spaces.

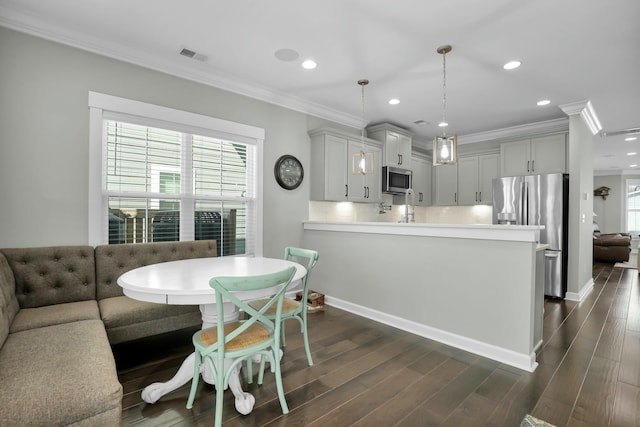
xmin=0 ymin=252 xmax=19 ymax=348
xmin=94 ymin=240 xmax=218 ymax=300
xmin=0 ymin=246 xmax=96 ymax=309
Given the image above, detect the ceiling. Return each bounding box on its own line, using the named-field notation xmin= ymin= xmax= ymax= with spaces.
xmin=1 ymin=0 xmax=638 ymax=172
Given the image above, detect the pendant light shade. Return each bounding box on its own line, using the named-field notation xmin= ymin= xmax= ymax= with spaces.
xmin=434 ymin=134 xmax=457 ymax=165
xmin=352 ymin=79 xmax=374 ymax=175
xmin=433 ymin=45 xmax=458 ymax=166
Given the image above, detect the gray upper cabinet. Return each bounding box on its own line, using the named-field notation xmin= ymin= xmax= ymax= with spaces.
xmin=501 ymin=134 xmax=567 ymax=176
xmin=411 ymin=153 xmax=432 ymax=206
xmin=457 ymin=154 xmax=499 ymax=205
xmin=309 ymin=128 xmax=382 ymax=203
xmin=367 ymin=123 xmax=413 ymax=168
xmin=433 ymin=163 xmax=458 ymax=206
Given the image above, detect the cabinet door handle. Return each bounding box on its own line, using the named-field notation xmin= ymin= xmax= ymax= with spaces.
xmin=532 ymin=160 xmax=535 ymax=172
xmin=398 ymin=154 xmax=402 ymax=165
xmin=527 ymin=160 xmax=530 ymax=173
xmin=345 ymin=185 xmax=348 ymax=198
xmin=476 ymin=192 xmax=478 ymax=202
xmin=400 ymin=154 xmax=403 ymax=165
xmin=479 ymin=191 xmax=482 ymax=202
xmin=419 ymin=192 xmax=423 ymax=202
xmin=454 ymin=192 xmax=457 ymax=203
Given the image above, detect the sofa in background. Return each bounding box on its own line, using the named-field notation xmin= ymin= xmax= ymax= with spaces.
xmin=593 ymin=222 xmax=632 ymax=263
xmin=0 ymin=240 xmax=217 ymax=426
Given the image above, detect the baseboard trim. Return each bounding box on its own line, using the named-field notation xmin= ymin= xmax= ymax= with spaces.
xmin=565 ymin=278 xmax=594 ymax=302
xmin=325 ymin=296 xmax=538 ymax=372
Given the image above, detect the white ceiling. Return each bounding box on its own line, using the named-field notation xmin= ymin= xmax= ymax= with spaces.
xmin=1 ymin=0 xmax=638 ymax=172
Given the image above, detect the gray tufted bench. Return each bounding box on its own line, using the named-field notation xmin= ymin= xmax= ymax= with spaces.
xmin=0 ymin=240 xmax=217 ymax=426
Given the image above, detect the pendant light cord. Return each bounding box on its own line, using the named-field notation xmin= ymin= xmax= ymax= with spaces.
xmin=361 ymin=81 xmax=366 ymax=148
xmin=441 ymin=50 xmax=447 ymax=137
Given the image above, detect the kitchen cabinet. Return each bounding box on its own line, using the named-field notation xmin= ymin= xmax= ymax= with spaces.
xmin=411 ymin=153 xmax=431 ymax=206
xmin=367 ymin=123 xmax=413 ymax=168
xmin=309 ymin=128 xmax=382 ymax=202
xmin=457 ymin=154 xmax=499 ymax=205
xmin=347 ymin=139 xmax=381 ymax=202
xmin=501 ymin=134 xmax=566 ymax=176
xmin=433 ymin=163 xmax=458 ymax=205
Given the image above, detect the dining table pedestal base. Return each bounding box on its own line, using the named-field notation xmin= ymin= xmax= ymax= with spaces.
xmin=140 ymin=304 xmax=256 ymax=415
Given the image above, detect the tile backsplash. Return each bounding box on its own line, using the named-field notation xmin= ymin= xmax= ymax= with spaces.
xmin=309 ymin=199 xmax=493 ymax=224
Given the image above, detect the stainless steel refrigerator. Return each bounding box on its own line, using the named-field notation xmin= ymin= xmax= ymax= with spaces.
xmin=492 ymin=173 xmax=569 ymax=298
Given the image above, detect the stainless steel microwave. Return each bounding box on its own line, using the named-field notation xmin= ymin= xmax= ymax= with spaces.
xmin=382 ymin=166 xmax=412 ymax=195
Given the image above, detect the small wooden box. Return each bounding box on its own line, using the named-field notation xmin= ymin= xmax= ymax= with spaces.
xmin=296 ymin=290 xmax=325 ymax=307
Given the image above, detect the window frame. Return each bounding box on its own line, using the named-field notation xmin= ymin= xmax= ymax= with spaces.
xmin=88 ymin=92 xmax=264 ymax=256
xmin=626 ymin=178 xmax=640 ymax=236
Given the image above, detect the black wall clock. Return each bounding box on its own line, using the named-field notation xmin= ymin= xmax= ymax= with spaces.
xmin=274 ymin=154 xmax=304 ymax=190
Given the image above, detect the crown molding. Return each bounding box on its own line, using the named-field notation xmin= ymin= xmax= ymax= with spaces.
xmin=0 ymin=9 xmax=363 ymax=129
xmin=559 ymin=100 xmax=602 ymax=135
xmin=456 ymin=118 xmax=569 ymax=145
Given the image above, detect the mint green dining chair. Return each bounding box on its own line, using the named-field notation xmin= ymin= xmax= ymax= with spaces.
xmin=248 ymin=247 xmax=319 ymax=367
xmin=185 ymin=266 xmax=296 ymax=427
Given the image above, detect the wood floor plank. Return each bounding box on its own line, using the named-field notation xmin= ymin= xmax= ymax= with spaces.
xmin=567 ymin=356 xmax=620 ymax=427
xmin=395 ymin=358 xmax=499 ymax=426
xmin=618 ymin=330 xmax=640 ymax=388
xmin=612 ymin=382 xmax=640 ymax=427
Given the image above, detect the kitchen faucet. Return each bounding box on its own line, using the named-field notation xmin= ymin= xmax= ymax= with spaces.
xmin=403 ymin=188 xmax=415 ymax=223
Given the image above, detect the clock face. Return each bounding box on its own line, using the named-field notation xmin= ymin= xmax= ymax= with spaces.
xmin=274 ymin=155 xmax=303 ymax=190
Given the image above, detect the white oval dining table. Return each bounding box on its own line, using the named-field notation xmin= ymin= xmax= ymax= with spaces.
xmin=117 ymin=256 xmax=307 ymax=414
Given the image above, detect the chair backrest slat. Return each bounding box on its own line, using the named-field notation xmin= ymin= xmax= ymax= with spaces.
xmin=209 ymin=266 xmax=296 ymax=349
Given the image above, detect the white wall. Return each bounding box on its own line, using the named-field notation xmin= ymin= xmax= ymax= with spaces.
xmin=566 ymin=113 xmax=595 ymax=297
xmin=0 ymin=27 xmax=338 ymax=256
xmin=593 ymin=175 xmax=625 ymax=233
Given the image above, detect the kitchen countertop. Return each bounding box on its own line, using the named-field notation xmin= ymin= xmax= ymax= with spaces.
xmin=303 ymin=221 xmax=544 ymax=242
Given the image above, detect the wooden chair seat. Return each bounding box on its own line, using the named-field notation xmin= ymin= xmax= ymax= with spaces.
xmin=198 ymin=322 xmax=269 ymax=350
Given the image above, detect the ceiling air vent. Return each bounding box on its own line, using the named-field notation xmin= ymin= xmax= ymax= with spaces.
xmin=179 ymin=48 xmax=208 ymax=62
xmin=180 ymin=48 xmax=196 ymax=58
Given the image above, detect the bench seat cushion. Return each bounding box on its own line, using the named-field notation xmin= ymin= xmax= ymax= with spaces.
xmin=99 ymin=296 xmax=201 ymax=344
xmin=0 ymin=319 xmax=122 ymax=426
xmin=9 ymin=300 xmax=100 ymax=333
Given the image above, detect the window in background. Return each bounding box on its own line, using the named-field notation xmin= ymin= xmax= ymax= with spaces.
xmin=626 ymin=179 xmax=640 ymax=236
xmin=89 ymin=92 xmax=264 ymax=256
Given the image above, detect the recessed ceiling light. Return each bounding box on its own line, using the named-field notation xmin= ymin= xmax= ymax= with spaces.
xmin=628 ymin=152 xmax=637 ymax=156
xmin=274 ymin=48 xmax=299 ymax=62
xmin=388 ymin=98 xmax=400 ymax=105
xmin=302 ymin=59 xmax=317 ymax=69
xmin=631 ymin=164 xmax=638 ymax=168
xmin=626 ymin=137 xmax=638 ymax=141
xmin=503 ymin=60 xmax=521 ymax=70
xmin=537 ymin=100 xmax=551 ymax=106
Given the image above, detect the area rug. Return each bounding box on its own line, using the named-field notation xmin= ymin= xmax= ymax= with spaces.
xmin=614 ymin=253 xmax=637 ymax=269
xmin=520 ymin=414 xmax=556 ymax=427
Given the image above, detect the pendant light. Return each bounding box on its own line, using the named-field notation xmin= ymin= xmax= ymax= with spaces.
xmin=433 ymin=45 xmax=457 ymax=166
xmin=352 ymin=79 xmax=374 ymax=175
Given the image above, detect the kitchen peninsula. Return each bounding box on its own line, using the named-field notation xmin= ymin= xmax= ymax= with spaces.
xmin=302 ymin=221 xmax=546 ymax=372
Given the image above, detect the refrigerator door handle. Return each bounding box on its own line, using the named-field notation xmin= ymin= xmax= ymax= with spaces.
xmin=521 ymin=181 xmax=528 ymax=225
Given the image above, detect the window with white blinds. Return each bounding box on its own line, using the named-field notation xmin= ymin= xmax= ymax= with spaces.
xmin=88 ymin=92 xmax=264 ymax=256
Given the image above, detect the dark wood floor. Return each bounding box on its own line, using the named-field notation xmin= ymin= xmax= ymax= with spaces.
xmin=115 ymin=262 xmax=640 ymax=426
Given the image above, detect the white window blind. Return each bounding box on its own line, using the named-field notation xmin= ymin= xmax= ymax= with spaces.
xmin=627 ymin=179 xmax=640 ymax=236
xmin=88 ymin=92 xmax=263 ymax=256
